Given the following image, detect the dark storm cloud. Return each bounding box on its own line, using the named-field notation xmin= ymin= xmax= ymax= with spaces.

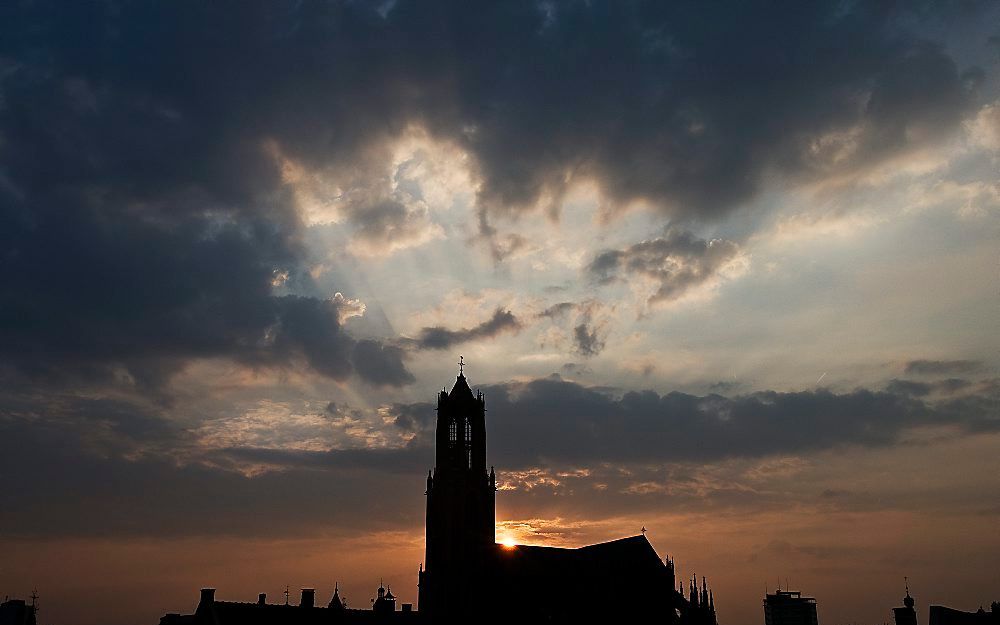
xmin=481 ymin=377 xmax=1000 ymax=469
xmin=351 ymin=340 xmax=416 ymax=387
xmin=448 ymin=2 xmax=984 ymax=219
xmin=904 ymin=359 xmax=982 ymax=375
xmin=2 ymin=1 xmax=985 ymax=219
xmin=885 ymin=379 xmax=933 ymax=397
xmin=0 ymin=0 xmax=987 ymax=388
xmin=217 ymin=445 xmax=428 ymax=475
xmin=0 ymin=385 xmax=437 ymax=538
xmin=2 ymin=375 xmax=997 ymax=538
xmin=0 ymin=390 xmax=183 ymax=455
xmin=886 ymin=378 xmax=972 ymax=397
xmin=588 ymin=229 xmax=740 ymax=303
xmin=408 ymin=308 xmax=521 ymax=350
xmin=0 ymin=2 xmax=419 ymax=390
xmin=708 ymin=380 xmax=744 ymax=394
xmin=388 ymin=401 xmax=437 ymax=433
xmin=0 ymin=416 xmax=427 ymax=538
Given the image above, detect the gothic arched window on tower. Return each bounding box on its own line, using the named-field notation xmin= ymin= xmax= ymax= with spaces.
xmin=465 ymin=419 xmax=472 ymax=468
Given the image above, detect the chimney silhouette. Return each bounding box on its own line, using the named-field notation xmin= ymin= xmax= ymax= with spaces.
xmin=199 ymin=589 xmax=215 ymax=606
xmin=300 ymin=589 xmax=315 ymax=608
xmin=258 ymin=593 xmax=266 ymax=605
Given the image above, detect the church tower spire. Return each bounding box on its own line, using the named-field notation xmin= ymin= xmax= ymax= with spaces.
xmin=420 ymin=359 xmax=495 ymax=620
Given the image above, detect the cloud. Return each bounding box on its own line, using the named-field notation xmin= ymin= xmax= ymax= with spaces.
xmin=886 ymin=378 xmax=972 ymax=397
xmin=351 ymin=340 xmax=416 ymax=387
xmin=271 ymin=136 xmax=452 ymax=256
xmin=573 ymin=323 xmax=605 ymax=357
xmin=538 ymin=302 xmax=576 ymax=319
xmin=346 ymin=197 xmax=445 ymax=256
xmin=0 ymin=2 xmax=985 ymax=252
xmin=479 ymin=377 xmax=1000 ymax=469
xmin=571 ymin=301 xmax=610 ymax=357
xmin=532 ymin=299 xmax=614 ymax=357
xmin=966 ymin=100 xmax=1000 ymax=151
xmin=408 ymin=308 xmax=522 ymax=350
xmin=0 ymin=0 xmax=988 ymax=392
xmin=331 ymin=292 xmax=367 ymax=324
xmin=0 ymin=0 xmax=997 ymax=558
xmin=0 ymin=413 xmax=428 ymax=538
xmin=588 ymin=229 xmax=743 ymax=305
xmin=904 ymin=359 xmax=982 ymax=375
xmin=0 ymin=11 xmax=422 ymax=392
xmin=885 ymin=379 xmax=933 ymax=397
xmin=456 ymin=3 xmax=982 ymax=219
xmin=388 ymin=401 xmax=436 ymax=434
xmin=4 ymin=374 xmax=997 ymax=540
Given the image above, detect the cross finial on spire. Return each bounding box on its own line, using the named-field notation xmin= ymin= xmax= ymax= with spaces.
xmin=458 ymin=355 xmax=465 ymax=376
xmin=641 ymin=525 xmax=647 ymax=534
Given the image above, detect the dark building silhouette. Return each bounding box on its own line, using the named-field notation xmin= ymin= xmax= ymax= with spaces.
xmin=160 ymin=585 xmax=417 ymax=625
xmin=0 ymin=594 xmax=37 ymax=625
xmin=929 ymin=603 xmax=1000 ymax=625
xmin=417 ymin=367 xmax=494 ymax=620
xmin=764 ymin=590 xmax=818 ymax=625
xmin=160 ymin=363 xmax=722 ymax=625
xmin=418 ymin=365 xmax=718 ymax=625
xmin=889 ymin=582 xmax=1000 ymax=625
xmin=893 ymin=582 xmax=918 ymax=625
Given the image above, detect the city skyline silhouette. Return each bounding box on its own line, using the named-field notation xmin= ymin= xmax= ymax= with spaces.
xmin=1 ymin=2 xmax=998 ymax=625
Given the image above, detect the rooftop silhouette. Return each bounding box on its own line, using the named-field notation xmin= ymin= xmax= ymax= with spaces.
xmin=161 ymin=362 xmax=722 ymax=624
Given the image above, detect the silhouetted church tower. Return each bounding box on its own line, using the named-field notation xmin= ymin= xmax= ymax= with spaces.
xmin=418 ymin=358 xmax=496 ymax=620
xmin=160 ymin=358 xmax=721 ymax=625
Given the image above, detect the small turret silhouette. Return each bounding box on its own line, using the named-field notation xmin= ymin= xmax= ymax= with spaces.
xmin=893 ymin=579 xmax=918 ymax=625
xmin=328 ymin=583 xmax=344 ymax=610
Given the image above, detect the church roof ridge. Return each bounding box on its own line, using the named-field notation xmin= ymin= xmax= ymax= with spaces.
xmin=575 ymin=534 xmax=651 ymax=550
xmin=494 ymin=533 xmax=651 ymax=553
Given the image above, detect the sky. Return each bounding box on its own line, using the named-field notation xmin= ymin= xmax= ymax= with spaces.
xmin=0 ymin=2 xmax=998 ymax=625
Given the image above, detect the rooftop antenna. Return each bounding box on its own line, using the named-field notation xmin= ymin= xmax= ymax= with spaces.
xmin=30 ymin=589 xmax=38 ymax=615
xmin=905 ymin=576 xmax=910 ymax=595
xmin=284 ymin=585 xmax=289 ymax=605
xmin=458 ymin=355 xmax=465 ymax=376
